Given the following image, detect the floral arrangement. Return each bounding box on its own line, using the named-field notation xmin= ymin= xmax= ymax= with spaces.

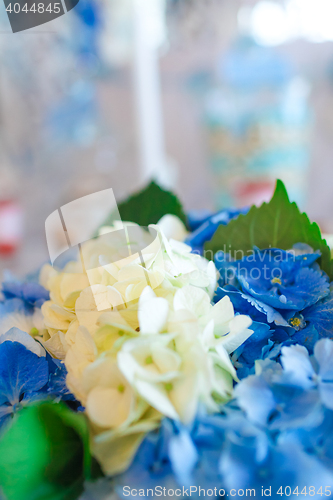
xmin=1 ymin=180 xmax=333 ymax=500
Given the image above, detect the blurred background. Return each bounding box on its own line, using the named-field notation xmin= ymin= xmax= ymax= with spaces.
xmin=0 ymin=0 xmax=333 ymax=275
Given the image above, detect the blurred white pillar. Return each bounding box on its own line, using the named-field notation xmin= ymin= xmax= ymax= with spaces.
xmin=132 ymin=0 xmax=175 ymax=189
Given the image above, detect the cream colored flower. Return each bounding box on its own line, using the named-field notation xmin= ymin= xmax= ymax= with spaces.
xmin=40 ymin=223 xmax=216 ymax=359
xmin=39 ymin=222 xmax=253 ymax=475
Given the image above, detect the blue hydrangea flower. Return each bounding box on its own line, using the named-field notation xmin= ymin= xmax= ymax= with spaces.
xmin=115 ymin=414 xmax=228 ymax=496
xmin=280 ymin=339 xmax=333 ymax=410
xmin=115 ymin=388 xmax=333 ymax=499
xmin=231 ymin=339 xmax=333 ymax=485
xmin=1 ymin=276 xmax=49 ymax=308
xmin=214 ymin=246 xmax=333 ymax=369
xmin=0 ymin=297 xmax=44 ymax=339
xmin=0 ymin=272 xmax=48 ymax=338
xmin=220 ymin=427 xmax=332 ymax=497
xmin=235 ymin=357 xmax=323 ymax=431
xmin=215 ymin=248 xmax=329 ymax=311
xmin=0 ymin=329 xmax=75 ymax=429
xmin=0 ymin=340 xmax=49 ymax=428
xmin=215 ymin=286 xmax=289 ymax=376
xmin=231 ymin=321 xmax=274 ymax=378
xmin=234 ymin=341 xmax=333 ymax=432
xmin=186 ymin=208 xmax=248 ymax=254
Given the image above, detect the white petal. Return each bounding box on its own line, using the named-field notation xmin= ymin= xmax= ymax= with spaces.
xmin=152 ymin=345 xmax=182 ymax=373
xmin=173 ymin=285 xmax=211 ymax=317
xmin=135 ymin=379 xmax=179 ymax=420
xmin=60 ymin=273 xmax=89 ymax=302
xmin=44 ymin=330 xmax=69 ymax=359
xmin=138 ymin=296 xmax=169 ymax=334
xmin=210 ymin=296 xmax=235 ymax=331
xmin=157 ymin=214 xmax=188 ymax=241
xmin=0 ymin=311 xmax=33 ymax=337
xmin=42 ymin=301 xmax=74 ymax=330
xmin=86 ymin=386 xmax=132 ymax=428
xmin=106 ymin=286 xmax=124 ymax=307
xmin=39 ymin=264 xmax=57 ymax=290
xmin=75 ymin=287 xmax=104 ymax=335
xmin=214 ymin=344 xmax=238 ymax=379
xmin=219 ymin=316 xmax=253 ymax=354
xmin=139 ymin=286 xmax=156 ymax=303
xmin=170 ymin=373 xmax=199 ymax=424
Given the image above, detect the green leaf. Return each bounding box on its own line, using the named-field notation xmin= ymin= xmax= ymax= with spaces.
xmin=0 ymin=402 xmax=92 ymax=500
xmin=103 ymin=181 xmax=187 ymax=228
xmin=204 ymin=180 xmax=333 ymax=279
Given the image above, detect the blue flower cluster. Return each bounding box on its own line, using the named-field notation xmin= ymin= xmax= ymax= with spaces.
xmin=185 ymin=207 xmax=249 ymax=254
xmin=213 ymin=245 xmax=333 ymax=377
xmin=0 ymin=275 xmax=74 ymax=431
xmin=115 ymin=339 xmax=333 ymax=500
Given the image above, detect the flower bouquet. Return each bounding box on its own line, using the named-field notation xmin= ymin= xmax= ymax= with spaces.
xmin=1 ymin=180 xmax=333 ymax=500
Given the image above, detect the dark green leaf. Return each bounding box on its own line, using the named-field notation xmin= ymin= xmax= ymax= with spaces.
xmin=0 ymin=402 xmax=92 ymax=500
xmin=204 ymin=180 xmax=333 ymax=279
xmin=103 ymin=181 xmax=187 ymax=228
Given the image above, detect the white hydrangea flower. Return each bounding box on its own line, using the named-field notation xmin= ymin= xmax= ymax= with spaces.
xmin=40 ymin=223 xmax=217 ymax=359
xmin=40 ymin=222 xmax=253 ymax=476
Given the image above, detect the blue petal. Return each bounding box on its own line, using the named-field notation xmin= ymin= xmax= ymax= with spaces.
xmin=269 ymin=387 xmax=323 ymax=431
xmin=168 ymin=429 xmax=198 ymax=486
xmin=284 ymin=324 xmax=319 ymax=353
xmin=0 ymin=341 xmax=48 ymax=405
xmin=234 ymin=374 xmax=276 ymax=426
xmin=278 ymin=267 xmax=329 ymax=310
xmin=280 ymin=344 xmax=314 ymax=388
xmin=47 ymin=360 xmax=75 ymax=401
xmin=319 ymin=383 xmax=333 ymax=411
xmin=303 ymin=293 xmax=333 ymax=339
xmin=187 ymin=210 xmax=213 ymax=231
xmin=240 ymin=277 xmax=299 ymax=310
xmin=186 ymin=208 xmax=248 ymax=253
xmin=0 ymin=298 xmax=32 ymax=317
xmin=216 ymin=286 xmax=289 ymax=326
xmin=216 ymin=247 xmax=326 ymax=311
xmin=314 ymin=338 xmax=333 ymax=381
xmin=2 ymin=281 xmax=49 ymax=308
xmin=234 ymin=321 xmax=272 ymax=366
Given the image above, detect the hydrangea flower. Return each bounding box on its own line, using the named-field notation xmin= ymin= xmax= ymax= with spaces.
xmin=214 ymin=246 xmax=333 ymax=374
xmin=185 ymin=208 xmax=248 ymax=254
xmin=215 ymin=247 xmax=329 ymax=311
xmin=219 ymin=424 xmax=332 ymax=497
xmin=40 ymin=223 xmax=218 ymax=359
xmin=280 ymin=339 xmax=333 ymax=410
xmin=40 ymin=223 xmax=253 ymax=475
xmin=113 ymin=401 xmax=332 ymax=500
xmin=0 ymin=325 xmax=75 ymax=430
xmin=234 ymin=340 xmax=333 ymax=431
xmin=0 ymin=338 xmax=48 ymax=428
xmin=0 ymin=272 xmax=49 ymax=345
xmin=1 ymin=274 xmax=49 ymax=308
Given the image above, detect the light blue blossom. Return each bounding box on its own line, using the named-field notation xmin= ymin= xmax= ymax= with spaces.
xmin=235 ymin=357 xmax=323 ymax=431
xmin=280 ymin=339 xmax=333 ymax=410
xmin=1 ymin=275 xmax=49 ymax=308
